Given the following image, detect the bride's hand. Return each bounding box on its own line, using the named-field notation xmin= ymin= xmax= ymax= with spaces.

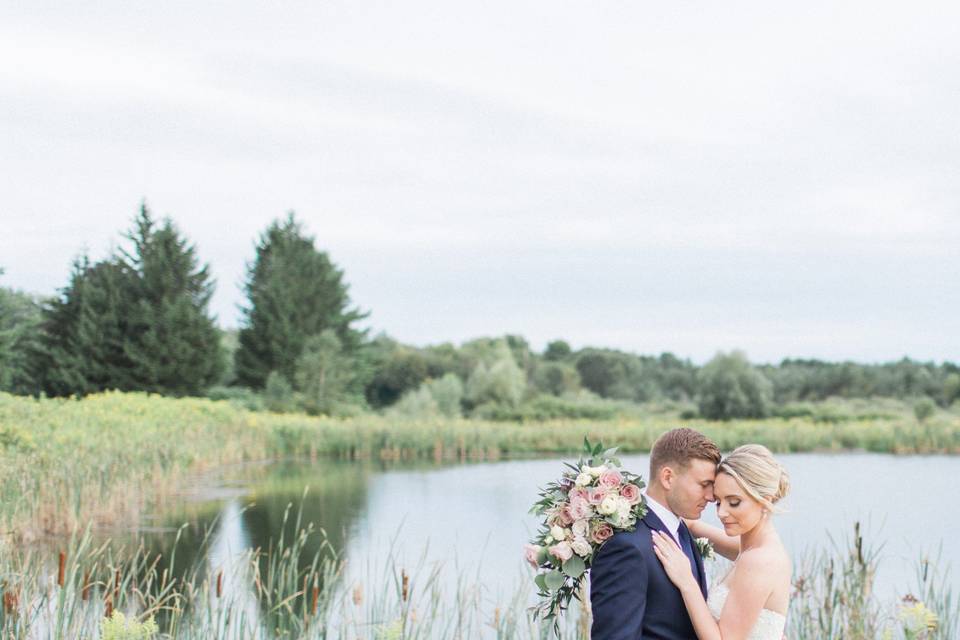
xmin=651 ymin=531 xmax=698 ymax=593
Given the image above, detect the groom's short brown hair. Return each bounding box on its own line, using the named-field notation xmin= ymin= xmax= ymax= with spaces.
xmin=650 ymin=428 xmax=721 ymax=478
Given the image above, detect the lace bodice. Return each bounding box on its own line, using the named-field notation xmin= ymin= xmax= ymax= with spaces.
xmin=706 ymin=582 xmax=786 ymax=640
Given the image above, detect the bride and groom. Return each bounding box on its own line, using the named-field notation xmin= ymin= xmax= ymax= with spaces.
xmin=590 ymin=428 xmax=791 ymax=640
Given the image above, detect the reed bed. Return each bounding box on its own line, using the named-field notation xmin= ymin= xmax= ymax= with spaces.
xmin=2 ymin=391 xmax=959 ymax=543
xmin=0 ymin=516 xmax=954 ymax=639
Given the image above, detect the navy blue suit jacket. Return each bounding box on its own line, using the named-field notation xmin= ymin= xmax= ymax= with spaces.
xmin=589 ymin=508 xmax=708 ymax=640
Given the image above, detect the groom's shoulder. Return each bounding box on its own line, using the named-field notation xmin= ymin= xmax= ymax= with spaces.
xmin=603 ymin=524 xmax=652 ymax=553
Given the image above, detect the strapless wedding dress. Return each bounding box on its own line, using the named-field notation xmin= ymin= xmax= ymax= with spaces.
xmin=706 ymin=582 xmax=786 ymax=640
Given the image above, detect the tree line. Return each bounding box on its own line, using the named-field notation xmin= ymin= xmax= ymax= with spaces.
xmin=2 ymin=205 xmax=959 ymax=420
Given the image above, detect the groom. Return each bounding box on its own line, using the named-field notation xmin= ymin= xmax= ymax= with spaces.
xmin=590 ymin=428 xmax=721 ymax=639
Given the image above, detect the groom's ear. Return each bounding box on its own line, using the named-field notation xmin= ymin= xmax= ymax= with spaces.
xmin=659 ymin=465 xmax=675 ymax=490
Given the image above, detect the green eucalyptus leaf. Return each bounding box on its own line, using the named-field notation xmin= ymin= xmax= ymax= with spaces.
xmin=562 ymin=555 xmax=586 ymax=579
xmin=534 ymin=573 xmax=548 ymax=592
xmin=544 ymin=570 xmax=565 ymax=592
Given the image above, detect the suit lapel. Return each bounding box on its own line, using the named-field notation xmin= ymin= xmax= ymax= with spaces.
xmin=690 ymin=528 xmax=708 ymax=598
xmin=646 ymin=507 xmax=709 ymax=599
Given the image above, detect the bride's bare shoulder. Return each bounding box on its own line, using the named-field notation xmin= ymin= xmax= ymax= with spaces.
xmin=737 ymin=543 xmax=791 ymax=575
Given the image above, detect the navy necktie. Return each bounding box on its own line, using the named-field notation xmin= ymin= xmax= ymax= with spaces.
xmin=677 ymin=521 xmax=700 ymax=586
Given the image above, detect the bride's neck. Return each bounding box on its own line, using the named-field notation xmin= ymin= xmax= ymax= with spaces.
xmin=740 ymin=517 xmax=776 ymax=552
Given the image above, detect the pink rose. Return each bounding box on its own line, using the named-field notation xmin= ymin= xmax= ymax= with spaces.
xmin=590 ymin=523 xmax=614 ymax=545
xmin=599 ymin=469 xmax=623 ymax=489
xmin=587 ymin=487 xmax=607 ymax=506
xmin=573 ymin=488 xmax=591 ymax=502
xmin=568 ymin=495 xmax=591 ymax=520
xmin=523 ymin=544 xmax=540 ymax=569
xmin=620 ymin=483 xmax=641 ymax=505
xmin=559 ymin=504 xmax=575 ymax=526
xmin=549 ymin=541 xmax=573 ymax=562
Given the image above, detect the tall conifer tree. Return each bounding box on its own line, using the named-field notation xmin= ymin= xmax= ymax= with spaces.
xmin=119 ymin=204 xmax=224 ymax=395
xmin=235 ymin=213 xmax=366 ymax=388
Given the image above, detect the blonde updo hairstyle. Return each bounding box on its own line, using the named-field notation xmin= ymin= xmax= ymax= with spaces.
xmin=717 ymin=444 xmax=790 ymax=514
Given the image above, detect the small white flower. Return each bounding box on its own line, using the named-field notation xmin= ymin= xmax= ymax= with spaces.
xmin=550 ymin=525 xmax=567 ymax=541
xmin=572 ymin=519 xmax=590 ymax=538
xmin=588 ymin=465 xmax=604 ymax=478
xmin=575 ymin=473 xmax=592 ymax=487
xmin=599 ymin=495 xmax=619 ymax=516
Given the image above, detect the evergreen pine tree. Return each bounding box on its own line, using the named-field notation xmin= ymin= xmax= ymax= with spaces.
xmin=119 ymin=204 xmax=224 ymax=395
xmin=235 ymin=213 xmax=366 ymax=388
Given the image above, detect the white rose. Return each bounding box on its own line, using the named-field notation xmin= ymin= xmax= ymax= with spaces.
xmin=599 ymin=495 xmax=619 ymax=516
xmin=550 ymin=525 xmax=567 ymax=541
xmin=572 ymin=519 xmax=590 ymax=539
xmin=571 ymin=536 xmax=593 ymax=557
xmin=575 ymin=473 xmax=592 ymax=487
xmin=588 ymin=465 xmax=604 ymax=478
xmin=617 ymin=496 xmax=632 ymax=515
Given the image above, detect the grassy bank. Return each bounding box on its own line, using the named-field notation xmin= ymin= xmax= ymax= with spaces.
xmin=1 ymin=391 xmax=959 ymax=541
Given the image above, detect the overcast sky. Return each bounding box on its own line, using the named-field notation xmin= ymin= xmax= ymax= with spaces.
xmin=2 ymin=2 xmax=959 ymax=364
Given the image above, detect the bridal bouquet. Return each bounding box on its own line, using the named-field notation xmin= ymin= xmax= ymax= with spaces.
xmin=525 ymin=439 xmax=647 ymax=630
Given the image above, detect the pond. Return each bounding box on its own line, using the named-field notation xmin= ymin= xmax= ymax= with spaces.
xmin=109 ymin=452 xmax=959 ymax=614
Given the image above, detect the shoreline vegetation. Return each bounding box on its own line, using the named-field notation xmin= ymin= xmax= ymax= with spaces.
xmin=1 ymin=392 xmax=959 ymax=543
xmin=0 ymin=512 xmax=955 ymax=639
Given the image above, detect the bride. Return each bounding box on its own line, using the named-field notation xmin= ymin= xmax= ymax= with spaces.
xmin=651 ymin=444 xmax=791 ymax=640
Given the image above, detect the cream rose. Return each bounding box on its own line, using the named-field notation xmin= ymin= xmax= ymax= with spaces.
xmin=571 ymin=536 xmax=592 ymax=557
xmin=575 ymin=473 xmax=592 ymax=487
xmin=573 ymin=518 xmax=590 ymax=538
xmin=598 ymin=494 xmax=619 ymax=516
xmin=550 ymin=525 xmax=567 ymax=541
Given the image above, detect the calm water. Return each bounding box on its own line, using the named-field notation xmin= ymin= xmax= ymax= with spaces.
xmin=127 ymin=453 xmax=958 ymax=608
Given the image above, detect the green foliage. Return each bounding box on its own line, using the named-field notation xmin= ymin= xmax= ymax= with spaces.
xmin=388 ymin=373 xmax=463 ymax=419
xmin=466 ymin=340 xmax=526 ymax=410
xmin=363 ymin=336 xmax=429 ymax=408
xmin=98 ymin=612 xmax=159 ymax=640
xmin=532 ymin=361 xmax=580 ymax=396
xmin=543 ymin=339 xmax=572 ymax=362
xmin=914 ymin=398 xmax=936 ymax=423
xmin=234 ymin=213 xmax=366 ymax=389
xmin=206 ymin=385 xmax=265 ymax=411
xmin=697 ymin=350 xmax=773 ymax=420
xmin=943 ymin=374 xmax=960 ymax=407
xmin=427 ymin=373 xmax=464 ymax=418
xmin=0 ymin=279 xmax=43 ymax=394
xmin=294 ymin=330 xmax=355 ymax=416
xmin=264 ymin=371 xmax=296 ymax=413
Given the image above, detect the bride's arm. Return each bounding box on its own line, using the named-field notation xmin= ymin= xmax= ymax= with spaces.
xmin=652 ymin=532 xmax=770 ymax=640
xmin=684 ymin=518 xmax=740 ymax=561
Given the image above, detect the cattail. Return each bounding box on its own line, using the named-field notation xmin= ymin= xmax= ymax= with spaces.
xmin=494 ymin=607 xmax=500 ymax=627
xmin=216 ymin=570 xmax=223 ymax=598
xmin=104 ymin=597 xmax=113 ymax=619
xmin=352 ymin=584 xmax=363 ymax=606
xmin=311 ymin=582 xmax=319 ymax=615
xmin=81 ymin=571 xmax=91 ymax=601
xmin=57 ymin=551 xmax=66 ymax=587
xmin=401 ymin=569 xmax=409 ymax=602
xmin=113 ymin=567 xmax=121 ymax=602
xmin=3 ymin=584 xmax=19 ymax=616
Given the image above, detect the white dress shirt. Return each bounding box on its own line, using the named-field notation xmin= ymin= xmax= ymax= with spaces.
xmin=642 ymin=490 xmax=682 ymax=545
